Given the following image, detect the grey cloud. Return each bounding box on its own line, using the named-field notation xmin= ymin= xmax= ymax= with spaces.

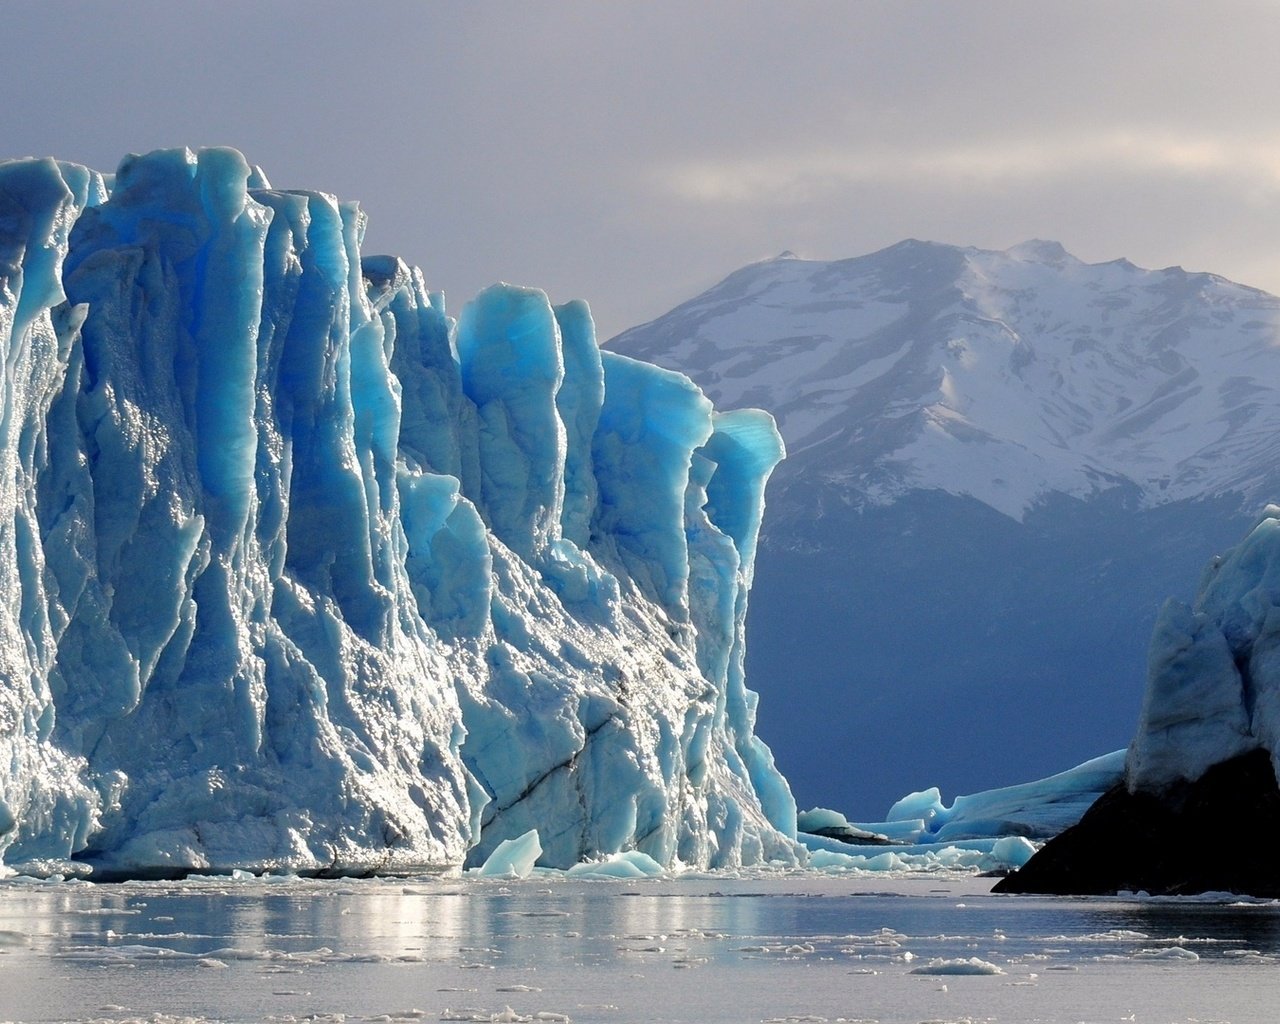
xmin=4 ymin=0 xmax=1280 ymax=338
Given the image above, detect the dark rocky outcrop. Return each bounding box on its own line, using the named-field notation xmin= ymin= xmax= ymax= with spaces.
xmin=994 ymin=749 xmax=1280 ymax=897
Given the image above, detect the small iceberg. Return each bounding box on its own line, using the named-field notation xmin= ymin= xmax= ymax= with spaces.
xmin=476 ymin=830 xmax=542 ymax=878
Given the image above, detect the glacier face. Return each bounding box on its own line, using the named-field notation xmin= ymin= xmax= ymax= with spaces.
xmin=0 ymin=147 xmax=796 ymax=877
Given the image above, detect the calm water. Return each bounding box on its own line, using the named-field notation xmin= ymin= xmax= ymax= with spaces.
xmin=1 ymin=873 xmax=1277 ymax=1023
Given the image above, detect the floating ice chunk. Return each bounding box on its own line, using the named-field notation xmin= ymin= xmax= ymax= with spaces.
xmin=841 ymin=818 xmax=929 ymax=844
xmin=806 ymin=848 xmax=895 ymax=872
xmin=796 ymin=806 xmax=890 ymax=844
xmin=865 ymin=749 xmax=1126 ymax=850
xmin=803 ymin=832 xmax=1042 ymax=874
xmin=908 ymin=957 xmax=1005 ymax=975
xmin=441 ymin=1009 xmax=568 ymax=1023
xmin=566 ymin=850 xmax=665 ymax=879
xmin=1133 ymin=946 xmax=1200 ymax=961
xmin=1081 ymin=929 xmax=1150 ymax=941
xmin=979 ymin=835 xmax=1038 ymax=872
xmin=886 ymin=787 xmax=947 ymax=826
xmin=796 ymin=807 xmax=847 ymax=832
xmin=476 ymin=830 xmax=542 ymax=878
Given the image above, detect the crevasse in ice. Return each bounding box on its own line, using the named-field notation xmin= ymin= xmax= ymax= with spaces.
xmin=0 ymin=147 xmax=796 ymax=876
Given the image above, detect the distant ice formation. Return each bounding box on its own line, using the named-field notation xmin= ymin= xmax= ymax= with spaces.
xmin=883 ymin=750 xmax=1124 ymax=843
xmin=1127 ymin=505 xmax=1280 ymax=792
xmin=0 ymin=147 xmax=796 ymax=877
xmin=791 ymin=751 xmax=1121 ymax=875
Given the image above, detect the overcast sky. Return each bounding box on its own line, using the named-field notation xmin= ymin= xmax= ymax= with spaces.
xmin=6 ymin=1 xmax=1280 ymax=340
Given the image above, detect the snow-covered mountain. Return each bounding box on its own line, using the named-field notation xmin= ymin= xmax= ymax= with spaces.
xmin=610 ymin=241 xmax=1280 ymax=816
xmin=614 ymin=240 xmax=1280 ymax=520
xmin=0 ymin=148 xmax=797 ymax=877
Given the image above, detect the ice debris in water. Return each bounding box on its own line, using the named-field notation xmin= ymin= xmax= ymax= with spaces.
xmin=441 ymin=1010 xmax=569 ymax=1023
xmin=908 ymin=956 xmax=1006 ymax=975
xmin=476 ymin=830 xmax=542 ymax=878
xmin=1132 ymin=946 xmax=1200 ymax=962
xmin=565 ymin=849 xmax=665 ymax=878
xmin=0 ymin=147 xmax=797 ymax=877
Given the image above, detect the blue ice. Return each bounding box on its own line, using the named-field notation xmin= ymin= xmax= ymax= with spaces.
xmin=0 ymin=148 xmax=796 ymax=878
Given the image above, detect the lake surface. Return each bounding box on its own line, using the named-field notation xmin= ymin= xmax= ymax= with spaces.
xmin=1 ymin=872 xmax=1277 ymax=1023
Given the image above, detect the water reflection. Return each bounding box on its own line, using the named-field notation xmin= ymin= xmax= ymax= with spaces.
xmin=1 ymin=876 xmax=1278 ymax=1024
xmin=1116 ymin=900 xmax=1280 ymax=954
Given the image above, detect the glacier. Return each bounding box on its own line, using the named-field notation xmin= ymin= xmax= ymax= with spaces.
xmin=0 ymin=147 xmax=797 ymax=877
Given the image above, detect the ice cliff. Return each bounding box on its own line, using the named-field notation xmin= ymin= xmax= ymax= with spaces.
xmin=0 ymin=147 xmax=796 ymax=877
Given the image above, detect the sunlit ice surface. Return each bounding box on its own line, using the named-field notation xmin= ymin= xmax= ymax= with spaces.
xmin=2 ymin=874 xmax=1279 ymax=1023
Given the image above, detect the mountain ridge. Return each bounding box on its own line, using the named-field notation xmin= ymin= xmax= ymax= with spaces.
xmin=611 ymin=238 xmax=1280 ymax=523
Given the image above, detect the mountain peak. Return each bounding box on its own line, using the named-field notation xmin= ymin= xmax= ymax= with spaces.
xmin=1006 ymin=239 xmax=1073 ymax=265
xmin=881 ymin=237 xmax=956 ymax=256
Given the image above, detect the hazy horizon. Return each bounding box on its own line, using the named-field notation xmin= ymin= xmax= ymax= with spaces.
xmin=7 ymin=1 xmax=1280 ymax=340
